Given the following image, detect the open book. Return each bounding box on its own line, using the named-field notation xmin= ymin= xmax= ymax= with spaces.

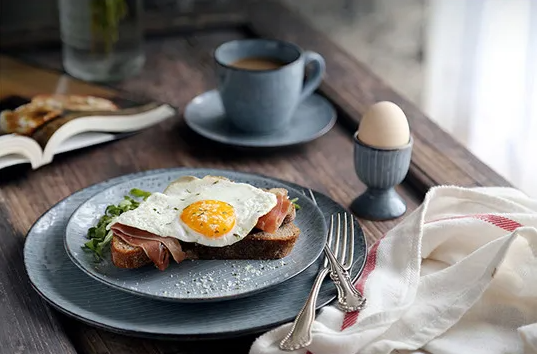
xmin=0 ymin=94 xmax=176 ymax=170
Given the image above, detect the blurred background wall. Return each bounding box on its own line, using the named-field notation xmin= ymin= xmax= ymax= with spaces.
xmin=2 ymin=0 xmax=535 ymax=196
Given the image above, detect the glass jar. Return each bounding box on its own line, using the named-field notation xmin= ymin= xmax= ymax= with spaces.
xmin=58 ymin=0 xmax=145 ymax=82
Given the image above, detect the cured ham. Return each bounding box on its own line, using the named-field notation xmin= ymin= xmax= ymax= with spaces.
xmin=111 ymin=223 xmax=186 ymax=270
xmin=256 ymin=190 xmax=292 ymax=234
xmin=115 ymin=233 xmax=170 ymax=271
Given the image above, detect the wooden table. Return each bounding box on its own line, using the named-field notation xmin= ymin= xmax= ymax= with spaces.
xmin=0 ymin=1 xmax=510 ymax=353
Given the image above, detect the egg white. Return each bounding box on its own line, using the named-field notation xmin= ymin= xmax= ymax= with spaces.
xmin=114 ymin=176 xmax=277 ymax=247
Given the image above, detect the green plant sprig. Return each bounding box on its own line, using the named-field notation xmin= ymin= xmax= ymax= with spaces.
xmin=83 ymin=188 xmax=150 ymax=259
xmin=91 ymin=0 xmax=128 ymax=54
xmin=291 ymin=197 xmax=301 ymax=210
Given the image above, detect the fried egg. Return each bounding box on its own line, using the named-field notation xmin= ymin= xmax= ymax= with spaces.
xmin=114 ymin=176 xmax=277 ymax=247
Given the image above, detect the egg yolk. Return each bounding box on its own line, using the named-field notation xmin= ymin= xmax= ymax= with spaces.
xmin=180 ymin=200 xmax=236 ymax=238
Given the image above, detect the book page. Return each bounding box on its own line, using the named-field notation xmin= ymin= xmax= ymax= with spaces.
xmin=0 ymin=93 xmax=167 ymax=151
xmin=0 ymin=154 xmax=30 ymax=170
xmin=54 ymin=131 xmax=136 ymax=154
xmin=0 ymin=133 xmax=43 ymax=168
xmin=41 ymin=104 xmax=175 ymax=164
xmin=31 ymin=102 xmax=159 ymax=149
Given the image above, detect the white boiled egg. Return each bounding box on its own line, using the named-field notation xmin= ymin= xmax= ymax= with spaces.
xmin=357 ymin=101 xmax=410 ymax=149
xmin=114 ymin=176 xmax=277 ymax=247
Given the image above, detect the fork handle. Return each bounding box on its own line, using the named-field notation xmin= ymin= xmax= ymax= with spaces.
xmin=324 ymin=245 xmax=367 ymax=312
xmin=279 ymin=267 xmax=329 ymax=351
xmin=331 ymin=266 xmax=367 ymax=312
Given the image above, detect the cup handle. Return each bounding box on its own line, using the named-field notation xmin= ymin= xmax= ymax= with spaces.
xmin=300 ymin=51 xmax=326 ymax=102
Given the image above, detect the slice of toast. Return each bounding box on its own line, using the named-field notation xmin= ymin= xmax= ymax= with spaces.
xmin=111 ymin=188 xmax=299 ymax=269
xmin=111 ymin=235 xmax=153 ymax=269
xmin=181 ymin=222 xmax=300 ymax=260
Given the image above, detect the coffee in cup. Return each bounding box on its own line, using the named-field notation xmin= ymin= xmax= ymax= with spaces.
xmin=229 ymin=57 xmax=287 ymax=71
xmin=214 ymin=39 xmax=326 ymax=134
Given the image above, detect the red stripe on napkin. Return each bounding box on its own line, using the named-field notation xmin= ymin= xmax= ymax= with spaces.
xmin=306 ymin=238 xmax=386 ymax=354
xmin=338 ymin=213 xmax=522 ymax=332
xmin=473 ymin=214 xmax=522 ymax=232
xmin=340 ymin=236 xmax=383 ymax=330
xmin=429 ymin=214 xmax=522 ymax=232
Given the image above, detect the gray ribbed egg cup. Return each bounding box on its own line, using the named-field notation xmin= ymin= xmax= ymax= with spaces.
xmin=351 ymin=133 xmax=413 ymax=221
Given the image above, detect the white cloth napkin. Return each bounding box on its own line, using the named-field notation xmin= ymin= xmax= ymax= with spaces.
xmin=250 ymin=186 xmax=537 ymax=354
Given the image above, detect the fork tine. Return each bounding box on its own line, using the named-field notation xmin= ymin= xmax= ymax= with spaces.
xmin=339 ymin=213 xmax=347 ymax=264
xmin=324 ymin=214 xmax=335 ymax=268
xmin=332 ymin=213 xmax=341 ymax=262
xmin=345 ymin=214 xmax=355 ymax=269
xmin=308 ymin=188 xmax=318 ymax=206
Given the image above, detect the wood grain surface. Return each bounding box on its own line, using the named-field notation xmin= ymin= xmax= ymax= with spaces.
xmin=0 ymin=1 xmax=509 ymax=353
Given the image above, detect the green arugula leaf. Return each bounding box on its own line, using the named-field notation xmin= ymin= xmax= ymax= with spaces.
xmin=130 ymin=188 xmax=152 ymax=200
xmin=290 ymin=197 xmax=301 ymax=210
xmin=82 ymin=188 xmax=151 ymax=260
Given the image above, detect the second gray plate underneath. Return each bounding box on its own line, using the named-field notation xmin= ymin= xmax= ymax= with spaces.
xmin=24 ymin=168 xmax=367 ymax=339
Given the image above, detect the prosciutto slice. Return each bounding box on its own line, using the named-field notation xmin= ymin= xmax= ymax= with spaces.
xmin=116 ymin=233 xmax=170 ymax=271
xmin=111 ymin=223 xmax=186 ymax=271
xmin=256 ymin=190 xmax=292 ymax=234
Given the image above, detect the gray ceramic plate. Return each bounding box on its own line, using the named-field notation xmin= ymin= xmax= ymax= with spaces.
xmin=24 ymin=168 xmax=367 ymax=339
xmin=64 ymin=170 xmax=327 ymax=302
xmin=184 ymin=90 xmax=337 ymax=147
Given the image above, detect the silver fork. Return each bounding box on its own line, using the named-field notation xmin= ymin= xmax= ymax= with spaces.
xmin=305 ymin=190 xmax=366 ymax=312
xmin=324 ymin=213 xmax=367 ymax=312
xmin=279 ymin=191 xmax=366 ymax=351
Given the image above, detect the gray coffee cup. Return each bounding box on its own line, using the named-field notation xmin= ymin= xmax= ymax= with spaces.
xmin=214 ymin=39 xmax=326 ymax=133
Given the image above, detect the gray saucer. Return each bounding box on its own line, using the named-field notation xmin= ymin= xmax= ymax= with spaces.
xmin=184 ymin=90 xmax=336 ymax=147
